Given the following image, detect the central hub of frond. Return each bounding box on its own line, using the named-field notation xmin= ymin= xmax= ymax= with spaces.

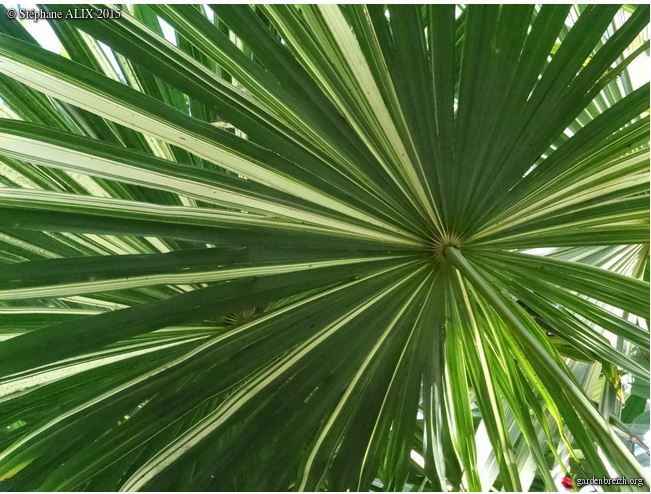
xmin=427 ymin=232 xmax=462 ymax=260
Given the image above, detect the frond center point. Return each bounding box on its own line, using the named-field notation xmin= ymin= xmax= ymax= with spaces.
xmin=428 ymin=232 xmax=462 ymax=260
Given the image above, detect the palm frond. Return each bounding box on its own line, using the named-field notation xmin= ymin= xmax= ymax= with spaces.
xmin=0 ymin=4 xmax=649 ymax=491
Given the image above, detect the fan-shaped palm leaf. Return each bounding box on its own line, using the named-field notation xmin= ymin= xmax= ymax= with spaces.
xmin=0 ymin=4 xmax=649 ymax=491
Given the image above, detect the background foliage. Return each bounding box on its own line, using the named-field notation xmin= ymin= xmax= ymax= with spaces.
xmin=0 ymin=4 xmax=649 ymax=491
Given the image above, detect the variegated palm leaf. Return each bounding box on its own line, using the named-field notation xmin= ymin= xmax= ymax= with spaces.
xmin=0 ymin=4 xmax=649 ymax=492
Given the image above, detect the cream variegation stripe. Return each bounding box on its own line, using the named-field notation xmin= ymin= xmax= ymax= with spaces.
xmin=0 ymin=188 xmax=332 ymax=233
xmin=475 ymin=222 xmax=647 ymax=248
xmin=0 ymin=307 xmax=102 ymax=316
xmin=0 ymin=187 xmax=268 ymax=224
xmin=0 ymin=256 xmax=397 ymax=300
xmin=0 ymin=335 xmax=207 ymax=398
xmin=0 ymin=232 xmax=60 ymax=259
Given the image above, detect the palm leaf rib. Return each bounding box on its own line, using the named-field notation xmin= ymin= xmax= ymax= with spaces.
xmin=0 ymin=4 xmax=648 ymax=491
